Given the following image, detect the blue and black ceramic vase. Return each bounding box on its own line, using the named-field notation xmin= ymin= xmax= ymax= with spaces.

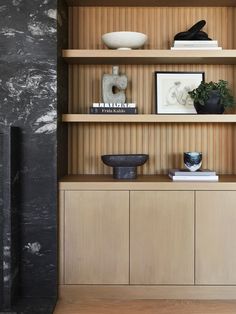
xmin=184 ymin=152 xmax=202 ymax=172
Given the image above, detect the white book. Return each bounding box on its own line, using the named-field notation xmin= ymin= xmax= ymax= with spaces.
xmin=174 ymin=44 xmax=219 ymax=48
xmin=174 ymin=40 xmax=218 ymax=46
xmin=171 ymin=47 xmax=222 ymax=50
xmin=169 ymin=169 xmax=217 ymax=176
xmin=169 ymin=174 xmax=219 ymax=181
xmin=93 ymin=103 xmax=136 ymax=108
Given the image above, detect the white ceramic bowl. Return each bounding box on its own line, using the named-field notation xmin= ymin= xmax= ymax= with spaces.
xmin=102 ymin=31 xmax=148 ymax=50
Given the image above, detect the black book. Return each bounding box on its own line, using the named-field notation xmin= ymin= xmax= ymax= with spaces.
xmin=90 ymin=107 xmax=138 ymax=114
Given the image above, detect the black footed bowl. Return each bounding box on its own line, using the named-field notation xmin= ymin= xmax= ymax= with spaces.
xmin=101 ymin=154 xmax=149 ymax=179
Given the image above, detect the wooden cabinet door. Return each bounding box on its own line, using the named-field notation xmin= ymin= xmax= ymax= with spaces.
xmin=130 ymin=191 xmax=194 ymax=284
xmin=65 ymin=191 xmax=129 ymax=284
xmin=196 ymin=191 xmax=236 ymax=284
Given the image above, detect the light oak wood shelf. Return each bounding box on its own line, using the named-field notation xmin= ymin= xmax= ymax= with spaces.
xmin=62 ymin=50 xmax=236 ymax=65
xmin=66 ymin=0 xmax=236 ymax=7
xmin=62 ymin=114 xmax=236 ymax=123
xmin=59 ymin=175 xmax=236 ymax=190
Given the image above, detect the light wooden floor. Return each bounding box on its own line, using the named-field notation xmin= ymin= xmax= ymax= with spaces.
xmin=54 ymin=300 xmax=236 ymax=314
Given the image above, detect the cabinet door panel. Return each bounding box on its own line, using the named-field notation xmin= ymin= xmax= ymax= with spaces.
xmin=196 ymin=191 xmax=236 ymax=284
xmin=65 ymin=191 xmax=129 ymax=284
xmin=130 ymin=191 xmax=194 ymax=284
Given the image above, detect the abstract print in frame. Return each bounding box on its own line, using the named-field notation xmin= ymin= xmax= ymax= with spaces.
xmin=155 ymin=71 xmax=205 ymax=114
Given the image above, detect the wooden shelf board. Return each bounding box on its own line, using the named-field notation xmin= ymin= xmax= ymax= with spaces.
xmin=59 ymin=175 xmax=236 ymax=190
xmin=62 ymin=50 xmax=236 ymax=65
xmin=62 ymin=114 xmax=236 ymax=123
xmin=66 ymin=0 xmax=236 ymax=7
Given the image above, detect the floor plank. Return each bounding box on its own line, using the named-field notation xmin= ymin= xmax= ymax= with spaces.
xmin=54 ymin=300 xmax=236 ymax=314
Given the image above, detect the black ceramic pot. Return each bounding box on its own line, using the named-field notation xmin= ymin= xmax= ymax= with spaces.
xmin=194 ymin=90 xmax=224 ymax=114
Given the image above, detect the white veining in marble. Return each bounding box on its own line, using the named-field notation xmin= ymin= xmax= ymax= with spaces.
xmin=12 ymin=0 xmax=22 ymax=6
xmin=1 ymin=27 xmax=24 ymax=37
xmin=3 ymin=246 xmax=10 ymax=257
xmin=35 ymin=110 xmax=56 ymax=123
xmin=3 ymin=261 xmax=9 ymax=270
xmin=46 ymin=9 xmax=57 ymax=20
xmin=28 ymin=21 xmax=56 ymax=36
xmin=0 ymin=5 xmax=7 ymax=12
xmin=24 ymin=242 xmax=42 ymax=256
xmin=35 ymin=122 xmax=56 ymax=134
xmin=4 ymin=275 xmax=10 ymax=282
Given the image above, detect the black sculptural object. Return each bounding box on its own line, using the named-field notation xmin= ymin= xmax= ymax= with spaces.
xmin=174 ymin=20 xmax=211 ymax=41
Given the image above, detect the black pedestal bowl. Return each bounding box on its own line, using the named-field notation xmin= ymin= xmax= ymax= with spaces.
xmin=101 ymin=154 xmax=149 ymax=179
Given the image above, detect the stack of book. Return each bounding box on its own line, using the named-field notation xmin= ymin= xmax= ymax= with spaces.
xmin=171 ymin=40 xmax=222 ymax=50
xmin=169 ymin=169 xmax=219 ymax=181
xmin=90 ymin=103 xmax=138 ymax=114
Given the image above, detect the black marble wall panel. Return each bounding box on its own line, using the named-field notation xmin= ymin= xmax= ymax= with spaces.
xmin=0 ymin=126 xmax=20 ymax=310
xmin=0 ymin=130 xmax=3 ymax=305
xmin=57 ymin=0 xmax=68 ymax=178
xmin=0 ymin=0 xmax=68 ymax=311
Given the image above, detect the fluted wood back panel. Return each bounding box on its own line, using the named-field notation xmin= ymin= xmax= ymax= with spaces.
xmin=69 ymin=7 xmax=235 ymax=50
xmin=68 ymin=6 xmax=236 ymax=175
xmin=68 ymin=122 xmax=235 ymax=175
xmin=68 ymin=64 xmax=235 ymax=114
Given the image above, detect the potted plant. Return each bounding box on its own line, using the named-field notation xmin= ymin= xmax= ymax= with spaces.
xmin=188 ymin=80 xmax=235 ymax=114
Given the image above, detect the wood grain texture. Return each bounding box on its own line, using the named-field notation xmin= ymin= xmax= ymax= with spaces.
xmin=67 ymin=6 xmax=236 ymax=175
xmin=196 ymin=191 xmax=236 ymax=285
xmin=130 ymin=191 xmax=194 ymax=284
xmin=63 ymin=49 xmax=236 ymax=65
xmin=59 ymin=191 xmax=65 ymax=285
xmin=54 ymin=299 xmax=236 ymax=314
xmin=58 ymin=285 xmax=236 ymax=300
xmin=234 ymin=9 xmax=236 ymax=48
xmin=55 ymin=299 xmax=236 ymax=314
xmin=64 ymin=191 xmax=129 ymax=284
xmin=68 ymin=65 xmax=235 ymax=114
xmin=67 ymin=123 xmax=235 ymax=175
xmin=69 ymin=7 xmax=235 ymax=50
xmin=234 ymin=126 xmax=236 ymax=174
xmin=63 ymin=114 xmax=236 ymax=123
xmin=59 ymin=175 xmax=236 ymax=190
xmin=66 ymin=0 xmax=236 ymax=6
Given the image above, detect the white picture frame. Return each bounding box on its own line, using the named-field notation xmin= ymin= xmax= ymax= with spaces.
xmin=155 ymin=71 xmax=205 ymax=114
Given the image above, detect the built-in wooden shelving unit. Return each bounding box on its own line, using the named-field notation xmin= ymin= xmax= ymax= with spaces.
xmin=62 ymin=114 xmax=236 ymax=123
xmin=62 ymin=4 xmax=236 ymax=176
xmin=62 ymin=50 xmax=236 ymax=65
xmin=59 ymin=0 xmax=236 ymax=301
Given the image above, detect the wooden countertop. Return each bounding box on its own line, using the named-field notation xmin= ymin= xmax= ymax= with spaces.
xmin=59 ymin=175 xmax=236 ymax=191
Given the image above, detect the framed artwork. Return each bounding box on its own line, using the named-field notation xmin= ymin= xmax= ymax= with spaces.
xmin=155 ymin=71 xmax=205 ymax=114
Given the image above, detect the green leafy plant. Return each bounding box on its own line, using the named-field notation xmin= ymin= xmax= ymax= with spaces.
xmin=188 ymin=80 xmax=235 ymax=108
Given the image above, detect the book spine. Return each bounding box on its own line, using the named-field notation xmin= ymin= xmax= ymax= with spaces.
xmin=93 ymin=103 xmax=136 ymax=108
xmin=90 ymin=107 xmax=138 ymax=114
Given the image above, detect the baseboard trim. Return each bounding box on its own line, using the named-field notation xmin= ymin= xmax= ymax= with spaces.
xmin=59 ymin=285 xmax=236 ymax=300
